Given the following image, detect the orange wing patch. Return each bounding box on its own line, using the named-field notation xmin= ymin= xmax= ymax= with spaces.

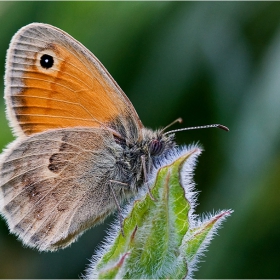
xmin=5 ymin=24 xmax=143 ymax=136
xmin=8 ymin=43 xmax=125 ymax=135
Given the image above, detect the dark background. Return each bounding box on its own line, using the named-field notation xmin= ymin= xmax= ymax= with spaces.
xmin=0 ymin=2 xmax=280 ymax=278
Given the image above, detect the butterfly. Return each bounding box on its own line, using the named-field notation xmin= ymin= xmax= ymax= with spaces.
xmin=0 ymin=23 xmax=228 ymax=252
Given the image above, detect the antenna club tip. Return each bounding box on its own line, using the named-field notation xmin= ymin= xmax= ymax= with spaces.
xmin=217 ymin=124 xmax=230 ymax=132
xmin=178 ymin=117 xmax=183 ymax=123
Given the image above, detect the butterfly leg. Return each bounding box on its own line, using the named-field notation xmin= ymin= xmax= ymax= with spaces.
xmin=109 ymin=180 xmax=128 ymax=236
xmin=140 ymin=155 xmax=156 ymax=201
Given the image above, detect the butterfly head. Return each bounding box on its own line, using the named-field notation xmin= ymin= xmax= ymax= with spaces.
xmin=142 ymin=118 xmax=230 ymax=159
xmin=142 ymin=128 xmax=176 ymax=158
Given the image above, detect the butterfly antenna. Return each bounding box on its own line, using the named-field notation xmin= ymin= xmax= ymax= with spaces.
xmin=163 ymin=123 xmax=229 ymax=135
xmin=160 ymin=118 xmax=183 ymax=134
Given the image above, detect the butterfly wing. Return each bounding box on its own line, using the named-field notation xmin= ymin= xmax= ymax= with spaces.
xmin=1 ymin=23 xmax=144 ymax=251
xmin=0 ymin=128 xmax=125 ymax=251
xmin=5 ymin=23 xmax=143 ymax=138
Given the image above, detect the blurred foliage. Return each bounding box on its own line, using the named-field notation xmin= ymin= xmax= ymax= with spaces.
xmin=0 ymin=1 xmax=280 ymax=278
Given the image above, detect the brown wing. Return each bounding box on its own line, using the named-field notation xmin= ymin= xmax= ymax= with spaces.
xmin=5 ymin=23 xmax=143 ymax=137
xmin=0 ymin=128 xmax=122 ymax=251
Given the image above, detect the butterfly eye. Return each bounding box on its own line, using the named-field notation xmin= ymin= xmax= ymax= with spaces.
xmin=40 ymin=54 xmax=54 ymax=69
xmin=149 ymin=139 xmax=163 ymax=156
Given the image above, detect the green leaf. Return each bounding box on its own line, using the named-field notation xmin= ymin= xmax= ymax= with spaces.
xmin=86 ymin=146 xmax=233 ymax=279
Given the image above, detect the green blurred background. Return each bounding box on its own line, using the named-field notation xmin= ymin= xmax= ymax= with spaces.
xmin=0 ymin=1 xmax=280 ymax=278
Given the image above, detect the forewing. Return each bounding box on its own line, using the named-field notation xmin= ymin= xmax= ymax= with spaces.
xmin=5 ymin=23 xmax=143 ymax=137
xmin=0 ymin=128 xmax=121 ymax=251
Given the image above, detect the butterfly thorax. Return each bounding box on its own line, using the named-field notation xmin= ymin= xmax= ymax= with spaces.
xmin=114 ymin=128 xmax=175 ymax=193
